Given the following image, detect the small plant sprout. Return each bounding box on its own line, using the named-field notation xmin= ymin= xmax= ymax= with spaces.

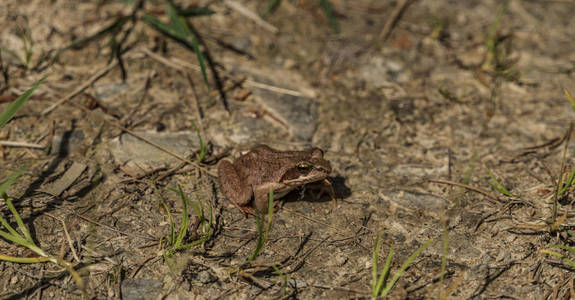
xmin=0 ymin=78 xmax=85 ymax=294
xmin=248 ymin=187 xmax=274 ymax=262
xmin=564 ymin=88 xmax=575 ymax=112
xmin=272 ymin=264 xmax=288 ymax=297
xmin=0 ymin=77 xmax=45 ymax=129
xmin=371 ymin=233 xmax=434 ymax=299
xmin=540 ymin=244 xmax=575 ymax=269
xmin=556 ymin=89 xmax=575 ymax=198
xmin=484 ymin=166 xmax=514 ymax=197
xmin=162 ymin=185 xmax=213 ymax=262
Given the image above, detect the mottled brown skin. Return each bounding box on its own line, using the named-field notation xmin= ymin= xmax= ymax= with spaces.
xmin=218 ymin=145 xmax=332 ymax=215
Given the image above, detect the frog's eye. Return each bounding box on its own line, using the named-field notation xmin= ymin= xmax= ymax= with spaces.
xmin=296 ymin=163 xmax=312 ymax=171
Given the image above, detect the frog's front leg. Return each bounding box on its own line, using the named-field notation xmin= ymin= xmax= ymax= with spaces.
xmin=218 ymin=160 xmax=254 ymax=215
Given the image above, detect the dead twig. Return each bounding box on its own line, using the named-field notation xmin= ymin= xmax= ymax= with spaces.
xmin=0 ymin=140 xmax=45 ymax=149
xmin=428 ymin=178 xmax=500 ymax=203
xmin=41 ymin=61 xmax=119 ymax=115
xmin=378 ymin=0 xmax=412 ymax=42
xmin=44 ymin=212 xmax=81 ymax=263
xmin=141 ymin=47 xmax=305 ymax=97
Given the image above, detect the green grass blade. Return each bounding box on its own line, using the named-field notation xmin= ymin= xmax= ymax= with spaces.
xmin=158 ymin=184 xmax=176 ymax=245
xmin=558 ymin=168 xmax=575 ymax=196
xmin=0 ymin=254 xmax=53 ymax=263
xmin=0 ymin=168 xmax=27 ymax=239
xmin=187 ymin=34 xmax=208 ymax=88
xmin=371 ymin=233 xmax=380 ymax=297
xmin=166 ymin=4 xmax=190 ymax=38
xmin=380 ymin=238 xmax=434 ymax=297
xmin=191 ymin=120 xmax=206 ymax=162
xmin=272 ymin=264 xmax=288 ymax=296
xmin=264 ymin=0 xmax=282 ymax=16
xmin=142 ymin=4 xmax=209 ymax=88
xmin=0 ymin=229 xmax=29 ymax=246
xmin=0 ymin=77 xmax=44 ymax=129
xmin=180 ymin=7 xmax=216 ymax=17
xmin=320 ymin=0 xmax=339 ymax=33
xmin=248 ymin=188 xmax=274 ymax=261
xmin=484 ymin=166 xmax=514 ymax=197
xmin=440 ymin=218 xmax=449 ymax=286
xmin=5 ymin=198 xmax=33 ymax=242
xmin=0 ymin=167 xmax=25 ymax=198
xmin=374 ymin=243 xmax=394 ymax=297
xmin=174 ymin=185 xmax=190 ymax=249
xmin=162 ymin=200 xmax=175 ymax=245
xmin=264 ymin=188 xmax=274 ymax=241
xmin=0 ymin=215 xmax=20 ymax=239
xmin=178 ymin=232 xmax=211 ymax=250
xmin=552 ymin=244 xmax=575 ymax=255
xmin=565 ymin=88 xmax=575 ymax=112
xmin=195 ymin=195 xmax=205 ymax=224
xmin=540 ymin=249 xmax=575 ymax=269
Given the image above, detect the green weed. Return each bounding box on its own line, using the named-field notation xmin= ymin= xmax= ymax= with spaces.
xmin=272 ymin=264 xmax=288 ymax=297
xmin=484 ymin=166 xmax=514 ymax=197
xmin=482 ymin=0 xmax=518 ymax=80
xmin=142 ymin=3 xmax=209 ymax=88
xmin=0 ymin=78 xmax=85 ymax=293
xmin=0 ymin=77 xmax=44 ymax=128
xmin=248 ymin=188 xmax=274 ymax=262
xmin=264 ymin=0 xmax=282 ymax=17
xmin=371 ymin=233 xmax=434 ymax=299
xmin=320 ymin=0 xmax=339 ymax=33
xmin=540 ymin=244 xmax=575 ymax=269
xmin=162 ymin=184 xmax=214 ymax=261
xmin=0 ymin=24 xmax=35 ymax=69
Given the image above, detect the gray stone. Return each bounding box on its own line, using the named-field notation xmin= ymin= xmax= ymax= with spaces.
xmin=108 ymin=131 xmax=201 ymax=176
xmin=252 ymin=88 xmax=318 ymax=141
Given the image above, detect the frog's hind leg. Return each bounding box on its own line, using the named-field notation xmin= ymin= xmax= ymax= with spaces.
xmin=218 ymin=160 xmax=253 ymax=215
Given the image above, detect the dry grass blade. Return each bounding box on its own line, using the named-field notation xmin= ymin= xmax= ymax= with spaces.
xmin=0 ymin=141 xmax=45 ymax=148
xmin=224 ymin=0 xmax=279 ymax=34
xmin=428 ymin=178 xmax=500 ymax=202
xmin=41 ymin=61 xmax=118 ymax=115
xmin=378 ymin=0 xmax=411 ymax=42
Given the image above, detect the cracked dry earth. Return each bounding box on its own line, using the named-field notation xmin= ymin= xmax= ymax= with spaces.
xmin=2 ymin=0 xmax=575 ymax=299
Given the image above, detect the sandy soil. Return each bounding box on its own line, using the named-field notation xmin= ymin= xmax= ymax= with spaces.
xmin=1 ymin=0 xmax=575 ymax=299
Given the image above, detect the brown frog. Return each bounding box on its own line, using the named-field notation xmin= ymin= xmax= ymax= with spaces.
xmin=218 ymin=145 xmax=332 ymax=215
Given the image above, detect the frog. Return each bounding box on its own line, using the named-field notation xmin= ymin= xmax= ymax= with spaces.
xmin=217 ymin=145 xmax=332 ymax=215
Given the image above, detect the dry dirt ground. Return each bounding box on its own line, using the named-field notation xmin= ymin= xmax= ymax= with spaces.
xmin=1 ymin=0 xmax=575 ymax=299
